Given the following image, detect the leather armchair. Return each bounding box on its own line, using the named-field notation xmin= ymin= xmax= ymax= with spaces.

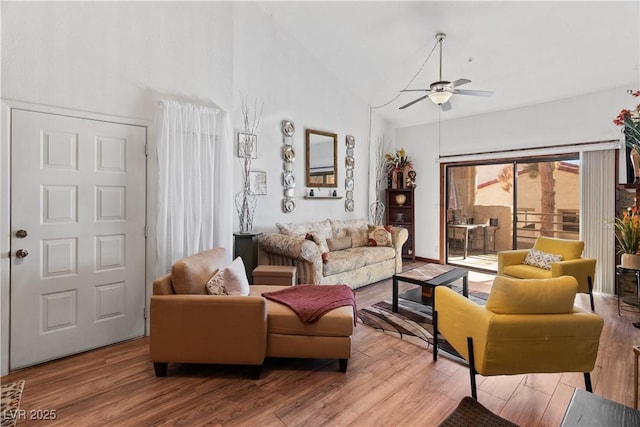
xmin=498 ymin=236 xmax=597 ymax=311
xmin=433 ymin=276 xmax=603 ymax=400
xmin=150 ymin=248 xmax=268 ymax=378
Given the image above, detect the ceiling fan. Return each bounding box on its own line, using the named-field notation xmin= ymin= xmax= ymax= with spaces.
xmin=399 ymin=33 xmax=493 ymax=112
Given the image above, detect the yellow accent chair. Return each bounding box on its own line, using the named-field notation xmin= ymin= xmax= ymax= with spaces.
xmin=433 ymin=276 xmax=604 ymax=400
xmin=498 ymin=236 xmax=597 ymax=311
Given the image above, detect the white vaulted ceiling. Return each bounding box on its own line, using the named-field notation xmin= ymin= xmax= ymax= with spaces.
xmin=258 ymin=1 xmax=640 ymax=128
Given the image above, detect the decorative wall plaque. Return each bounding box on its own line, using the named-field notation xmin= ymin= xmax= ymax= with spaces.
xmin=345 ymin=135 xmax=355 ymax=212
xmin=281 ymin=120 xmax=296 ymax=213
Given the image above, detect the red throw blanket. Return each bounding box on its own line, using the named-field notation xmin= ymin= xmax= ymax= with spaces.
xmin=262 ymin=284 xmax=357 ymax=325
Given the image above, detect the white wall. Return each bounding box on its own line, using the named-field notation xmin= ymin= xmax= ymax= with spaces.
xmin=1 ymin=2 xmax=234 ymax=116
xmin=395 ymin=86 xmax=634 ymax=260
xmin=232 ymin=3 xmax=391 ymax=232
xmin=0 ymin=1 xmax=391 ymax=375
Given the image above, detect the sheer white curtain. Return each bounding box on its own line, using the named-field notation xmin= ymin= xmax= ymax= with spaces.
xmin=581 ymin=149 xmax=616 ymax=294
xmin=156 ymin=100 xmax=233 ymax=275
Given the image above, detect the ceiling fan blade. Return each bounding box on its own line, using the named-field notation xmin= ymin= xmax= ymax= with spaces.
xmin=451 ymin=79 xmax=471 ymax=88
xmin=399 ymin=95 xmax=430 ymax=110
xmin=454 ymin=89 xmax=493 ymax=97
xmin=441 ymin=100 xmax=452 ymax=111
xmin=401 ymin=89 xmax=429 ymax=92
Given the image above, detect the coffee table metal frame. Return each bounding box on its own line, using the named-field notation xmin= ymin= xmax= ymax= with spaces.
xmin=392 ymin=264 xmax=469 ymax=313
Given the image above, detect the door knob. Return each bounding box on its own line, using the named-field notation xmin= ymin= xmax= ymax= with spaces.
xmin=15 ymin=249 xmax=28 ymax=259
xmin=15 ymin=229 xmax=28 ymax=238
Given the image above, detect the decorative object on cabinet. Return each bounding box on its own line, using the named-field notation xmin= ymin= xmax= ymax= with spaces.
xmin=236 ymin=97 xmax=263 ymax=233
xmin=249 ymin=170 xmax=267 ymax=195
xmin=386 ymin=188 xmax=415 ymax=260
xmin=306 ymin=129 xmax=337 ymax=187
xmin=370 ymin=137 xmax=388 ymax=225
xmin=344 ymin=135 xmax=355 ymax=212
xmin=406 ymin=170 xmax=417 ymax=188
xmin=281 ymin=119 xmax=296 ymax=213
xmin=384 ymin=147 xmax=414 ymax=190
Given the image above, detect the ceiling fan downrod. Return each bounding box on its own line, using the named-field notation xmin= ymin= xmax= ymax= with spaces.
xmin=436 ymin=33 xmax=446 ymax=82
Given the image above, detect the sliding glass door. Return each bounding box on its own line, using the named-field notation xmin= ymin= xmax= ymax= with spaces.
xmin=445 ymin=155 xmax=580 ymax=271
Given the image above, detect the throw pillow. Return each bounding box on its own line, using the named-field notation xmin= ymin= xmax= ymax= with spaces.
xmin=522 ymin=248 xmax=562 ymax=270
xmin=368 ymin=225 xmax=393 ymax=247
xmin=306 ymin=232 xmax=329 ymax=253
xmin=327 ymin=236 xmax=352 ymax=251
xmin=349 ymin=227 xmax=369 ymax=248
xmin=223 ymin=257 xmax=250 ymax=296
xmin=330 ymin=218 xmax=368 ymax=238
xmin=205 ymin=269 xmax=227 ymax=295
xmin=276 ymin=219 xmax=332 ymax=238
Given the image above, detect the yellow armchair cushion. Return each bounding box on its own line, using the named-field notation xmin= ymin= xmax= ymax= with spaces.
xmin=483 ymin=310 xmax=603 ymax=375
xmin=534 ymin=236 xmax=584 ymax=260
xmin=485 ymin=276 xmax=578 ymax=314
xmin=502 ymin=264 xmax=552 ymax=279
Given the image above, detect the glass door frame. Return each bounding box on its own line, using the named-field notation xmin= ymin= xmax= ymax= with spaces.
xmin=440 ymin=152 xmax=580 ymax=268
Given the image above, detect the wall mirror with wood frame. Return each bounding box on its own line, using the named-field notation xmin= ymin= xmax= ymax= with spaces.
xmin=306 ymin=129 xmax=338 ymax=187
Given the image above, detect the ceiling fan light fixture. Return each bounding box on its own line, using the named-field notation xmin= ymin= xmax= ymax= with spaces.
xmin=428 ymin=91 xmax=453 ymax=105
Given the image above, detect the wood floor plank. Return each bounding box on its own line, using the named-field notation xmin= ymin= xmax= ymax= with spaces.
xmin=499 ymin=382 xmax=551 ymax=426
xmin=2 ymin=266 xmax=636 ymax=427
xmin=539 ymin=382 xmax=576 ymax=427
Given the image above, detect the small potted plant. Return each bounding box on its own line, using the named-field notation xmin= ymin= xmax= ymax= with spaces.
xmin=613 ymin=206 xmax=640 ymax=268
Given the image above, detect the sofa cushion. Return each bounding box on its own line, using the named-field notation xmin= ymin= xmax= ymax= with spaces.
xmin=171 ymin=247 xmax=228 ymax=294
xmin=223 ymin=257 xmax=251 ymax=296
xmin=349 ymin=227 xmax=369 ymax=247
xmin=523 ymin=248 xmax=562 ymax=270
xmin=534 ymin=237 xmax=583 ymax=260
xmin=330 ymin=218 xmax=368 ymax=238
xmin=205 ymin=269 xmax=227 ymax=295
xmin=347 ymin=246 xmax=396 ymax=266
xmin=323 ymin=250 xmax=366 ymax=276
xmin=368 ymin=225 xmax=393 ymax=247
xmin=486 ymin=276 xmax=578 ymax=314
xmin=327 ymin=236 xmax=352 ymax=251
xmin=276 ymin=219 xmax=332 ymax=238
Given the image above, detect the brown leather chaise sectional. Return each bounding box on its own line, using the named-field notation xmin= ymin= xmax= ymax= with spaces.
xmin=150 ymin=248 xmax=354 ymax=378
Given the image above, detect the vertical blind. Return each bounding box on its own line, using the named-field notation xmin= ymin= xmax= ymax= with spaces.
xmin=580 ymin=149 xmax=616 ymax=294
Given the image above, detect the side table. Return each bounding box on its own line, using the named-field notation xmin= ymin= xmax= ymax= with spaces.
xmin=233 ymin=232 xmax=262 ymax=285
xmin=615 ymin=265 xmax=640 ymax=316
xmin=560 ymin=388 xmax=640 ymax=426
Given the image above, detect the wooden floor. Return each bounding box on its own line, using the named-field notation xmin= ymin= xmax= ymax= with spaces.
xmin=3 ymin=267 xmax=640 ymax=426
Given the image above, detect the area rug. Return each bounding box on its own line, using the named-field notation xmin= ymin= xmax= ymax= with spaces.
xmin=357 ymin=289 xmax=488 ymax=362
xmin=439 ymin=396 xmax=518 ymax=427
xmin=1 ymin=380 xmax=25 ymax=427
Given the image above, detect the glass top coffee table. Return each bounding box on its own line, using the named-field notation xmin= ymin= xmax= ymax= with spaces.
xmin=392 ymin=263 xmax=469 ymax=313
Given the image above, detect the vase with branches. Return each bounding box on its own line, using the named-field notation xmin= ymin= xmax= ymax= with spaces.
xmin=235 ymin=97 xmax=263 ymax=234
xmin=370 ymin=137 xmax=388 ymax=225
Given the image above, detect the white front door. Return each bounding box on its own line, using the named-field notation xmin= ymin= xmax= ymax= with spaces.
xmin=10 ymin=109 xmax=147 ymax=369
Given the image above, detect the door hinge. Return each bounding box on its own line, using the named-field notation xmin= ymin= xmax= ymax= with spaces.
xmin=144 ymin=306 xmax=148 ymax=320
xmin=144 ymin=142 xmax=148 ymax=156
xmin=144 ymin=225 xmax=148 ymax=238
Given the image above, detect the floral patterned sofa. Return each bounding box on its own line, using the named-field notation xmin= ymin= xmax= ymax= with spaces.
xmin=258 ymin=218 xmax=409 ymax=289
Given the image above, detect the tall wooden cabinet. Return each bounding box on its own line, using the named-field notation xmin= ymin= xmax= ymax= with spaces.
xmin=385 ymin=188 xmax=415 ymax=260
